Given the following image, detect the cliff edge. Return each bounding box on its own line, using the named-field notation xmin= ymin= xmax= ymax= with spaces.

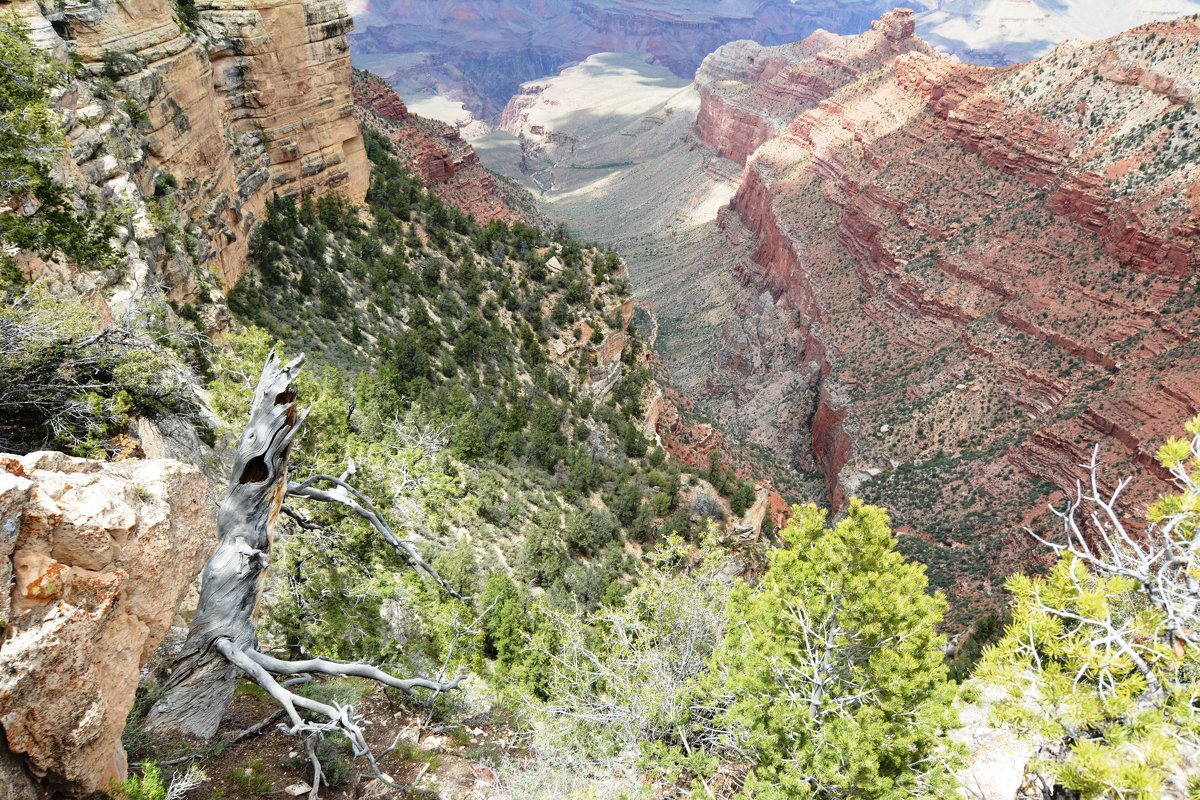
xmin=0 ymin=452 xmax=214 ymax=796
xmin=6 ymin=0 xmax=368 ymax=294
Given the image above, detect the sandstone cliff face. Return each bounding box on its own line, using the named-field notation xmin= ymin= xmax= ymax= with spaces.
xmin=7 ymin=0 xmax=367 ymax=293
xmin=353 ymin=71 xmax=531 ymax=224
xmin=700 ymin=12 xmax=1200 ymax=621
xmin=695 ymin=11 xmax=931 ymax=166
xmin=0 ymin=451 xmax=214 ymax=795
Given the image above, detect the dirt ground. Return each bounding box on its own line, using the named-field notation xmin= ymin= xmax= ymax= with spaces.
xmin=105 ymin=680 xmax=515 ymax=800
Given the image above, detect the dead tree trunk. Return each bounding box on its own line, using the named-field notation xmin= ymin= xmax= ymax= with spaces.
xmin=146 ymin=354 xmax=460 ymax=770
xmin=146 ymin=352 xmax=307 ymax=739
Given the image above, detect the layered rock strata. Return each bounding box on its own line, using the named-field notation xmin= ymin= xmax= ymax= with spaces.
xmin=0 ymin=451 xmax=214 ymax=795
xmin=694 ymin=10 xmax=1200 ymax=620
xmin=7 ymin=0 xmax=368 ymax=291
xmin=353 ymin=71 xmax=531 ymax=224
xmin=695 ymin=11 xmax=930 ymax=165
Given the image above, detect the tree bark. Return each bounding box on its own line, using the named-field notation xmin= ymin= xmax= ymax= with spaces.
xmin=144 ymin=353 xmax=461 ymax=775
xmin=146 ymin=352 xmax=305 ymax=739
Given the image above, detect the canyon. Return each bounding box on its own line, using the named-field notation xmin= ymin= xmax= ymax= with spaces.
xmin=347 ymin=0 xmax=899 ymax=125
xmin=0 ymin=0 xmax=1196 ymax=794
xmin=482 ymin=9 xmax=1200 ymax=623
xmin=347 ymin=0 xmax=1200 ymax=141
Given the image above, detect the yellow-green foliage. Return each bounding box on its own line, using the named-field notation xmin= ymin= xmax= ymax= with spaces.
xmin=209 ymin=328 xmax=477 ymax=676
xmin=224 ymin=757 xmax=272 ymax=797
xmin=523 ymin=506 xmax=961 ymax=799
xmin=531 ymin=531 xmax=733 ymax=760
xmin=720 ymin=500 xmax=960 ymax=800
xmin=976 ymin=415 xmax=1200 ymax=798
xmin=0 ymin=13 xmax=65 ymax=197
xmin=107 ymin=762 xmax=167 ymax=800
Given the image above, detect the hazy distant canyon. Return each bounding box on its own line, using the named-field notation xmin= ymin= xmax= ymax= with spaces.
xmin=347 ymin=0 xmax=1200 ymax=130
xmin=348 ymin=3 xmax=1200 ymax=620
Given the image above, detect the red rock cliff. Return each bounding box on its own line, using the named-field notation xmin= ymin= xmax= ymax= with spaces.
xmin=7 ymin=0 xmax=368 ymax=290
xmin=712 ymin=12 xmax=1200 ymax=623
xmin=695 ymin=10 xmax=931 ymax=166
xmin=353 ymin=71 xmax=531 ymax=225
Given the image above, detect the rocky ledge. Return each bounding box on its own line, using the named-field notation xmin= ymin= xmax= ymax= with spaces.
xmin=0 ymin=452 xmax=214 ymax=796
xmin=10 ymin=0 xmax=368 ymax=292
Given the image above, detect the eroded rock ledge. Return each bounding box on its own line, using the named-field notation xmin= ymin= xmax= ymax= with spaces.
xmin=9 ymin=0 xmax=368 ymax=291
xmin=0 ymin=452 xmax=214 ymax=796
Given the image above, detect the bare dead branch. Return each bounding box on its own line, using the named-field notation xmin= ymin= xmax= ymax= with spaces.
xmin=287 ymin=471 xmax=467 ymax=601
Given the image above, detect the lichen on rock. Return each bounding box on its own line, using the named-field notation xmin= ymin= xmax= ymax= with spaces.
xmin=0 ymin=451 xmax=215 ymax=795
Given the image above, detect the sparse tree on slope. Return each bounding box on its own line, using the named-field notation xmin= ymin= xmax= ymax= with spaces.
xmin=145 ymin=354 xmax=462 ymax=799
xmin=975 ymin=416 xmax=1200 ymax=798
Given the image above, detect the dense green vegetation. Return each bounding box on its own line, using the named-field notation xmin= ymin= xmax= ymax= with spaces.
xmin=722 ymin=501 xmax=959 ymax=799
xmin=204 ymin=131 xmax=772 ymax=705
xmin=524 ymin=504 xmax=960 ymax=799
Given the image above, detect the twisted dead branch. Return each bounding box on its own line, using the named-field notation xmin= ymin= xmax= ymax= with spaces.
xmin=145 ymin=353 xmax=462 ymax=796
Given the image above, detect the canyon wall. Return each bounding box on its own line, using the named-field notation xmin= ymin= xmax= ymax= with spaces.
xmin=0 ymin=2 xmax=368 ymax=791
xmin=5 ymin=0 xmax=367 ymax=294
xmin=694 ymin=9 xmax=1200 ymax=622
xmin=0 ymin=452 xmax=214 ymax=796
xmin=695 ymin=11 xmax=931 ymax=166
xmin=353 ymin=70 xmax=535 ymax=224
xmin=349 ymin=0 xmax=897 ymax=119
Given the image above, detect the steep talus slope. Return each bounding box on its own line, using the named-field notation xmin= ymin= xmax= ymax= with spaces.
xmin=708 ymin=12 xmax=1200 ymax=618
xmin=348 ymin=0 xmax=897 ymax=120
xmin=352 ymin=70 xmax=539 ymax=224
xmin=7 ymin=0 xmax=366 ymax=291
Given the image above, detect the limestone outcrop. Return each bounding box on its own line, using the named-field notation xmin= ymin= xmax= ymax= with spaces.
xmin=0 ymin=451 xmax=215 ymax=795
xmin=6 ymin=0 xmax=368 ymax=292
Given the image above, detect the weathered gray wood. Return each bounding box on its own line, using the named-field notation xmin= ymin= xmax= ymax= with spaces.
xmin=146 ymin=352 xmax=306 ymax=739
xmin=144 ymin=352 xmax=462 ymax=789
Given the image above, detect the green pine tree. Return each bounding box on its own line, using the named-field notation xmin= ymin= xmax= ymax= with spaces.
xmin=719 ymin=499 xmax=960 ymax=800
xmin=974 ymin=415 xmax=1200 ymax=798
